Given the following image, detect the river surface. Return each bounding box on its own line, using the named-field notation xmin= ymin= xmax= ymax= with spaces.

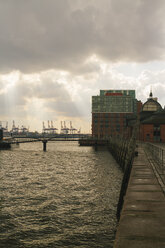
xmin=0 ymin=142 xmax=122 ymax=248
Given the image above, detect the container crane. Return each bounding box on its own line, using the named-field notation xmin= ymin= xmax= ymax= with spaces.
xmin=11 ymin=120 xmax=19 ymax=134
xmin=70 ymin=121 xmax=77 ymax=134
xmin=50 ymin=120 xmax=58 ymax=134
xmin=64 ymin=121 xmax=69 ymax=134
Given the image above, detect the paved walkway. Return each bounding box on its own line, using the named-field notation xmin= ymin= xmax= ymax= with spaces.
xmin=114 ymin=144 xmax=165 ymax=248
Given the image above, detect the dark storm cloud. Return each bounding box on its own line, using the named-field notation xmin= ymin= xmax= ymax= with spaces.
xmin=0 ymin=0 xmax=164 ymax=73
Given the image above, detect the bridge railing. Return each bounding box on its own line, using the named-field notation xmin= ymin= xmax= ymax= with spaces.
xmin=145 ymin=142 xmax=165 ymax=182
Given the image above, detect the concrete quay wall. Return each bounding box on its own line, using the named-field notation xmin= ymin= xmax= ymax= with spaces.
xmin=114 ymin=144 xmax=165 ymax=248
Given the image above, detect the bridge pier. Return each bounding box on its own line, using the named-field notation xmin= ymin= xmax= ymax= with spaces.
xmin=94 ymin=141 xmax=98 ymax=151
xmin=42 ymin=140 xmax=47 ymax=151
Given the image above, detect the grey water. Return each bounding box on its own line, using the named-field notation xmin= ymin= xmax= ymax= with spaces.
xmin=0 ymin=142 xmax=122 ymax=248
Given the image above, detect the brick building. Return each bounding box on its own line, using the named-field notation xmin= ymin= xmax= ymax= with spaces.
xmin=92 ymin=89 xmax=142 ymax=138
xmin=139 ymin=92 xmax=165 ymax=142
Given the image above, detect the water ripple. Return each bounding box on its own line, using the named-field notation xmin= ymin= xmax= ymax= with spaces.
xmin=0 ymin=142 xmax=122 ymax=248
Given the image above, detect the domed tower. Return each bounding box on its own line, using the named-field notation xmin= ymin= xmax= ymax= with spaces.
xmin=139 ymin=90 xmax=165 ymax=142
xmin=140 ymin=91 xmax=162 ymax=121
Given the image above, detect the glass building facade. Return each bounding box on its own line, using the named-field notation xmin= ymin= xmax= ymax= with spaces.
xmin=92 ymin=90 xmax=137 ymax=114
xmin=92 ymin=90 xmax=141 ymax=138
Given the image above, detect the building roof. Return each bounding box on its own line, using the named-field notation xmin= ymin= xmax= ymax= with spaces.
xmin=141 ymin=109 xmax=165 ymax=124
xmin=142 ymin=98 xmax=162 ymax=112
xmin=140 ymin=92 xmax=162 ymax=122
xmin=140 ymin=110 xmax=157 ymax=122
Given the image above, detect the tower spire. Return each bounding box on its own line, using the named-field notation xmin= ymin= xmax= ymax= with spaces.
xmin=149 ymin=86 xmax=153 ymax=98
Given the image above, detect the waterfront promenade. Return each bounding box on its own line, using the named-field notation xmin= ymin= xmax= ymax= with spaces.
xmin=114 ymin=144 xmax=165 ymax=248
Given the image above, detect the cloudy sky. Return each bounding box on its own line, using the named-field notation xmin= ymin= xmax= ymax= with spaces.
xmin=0 ymin=0 xmax=165 ymax=133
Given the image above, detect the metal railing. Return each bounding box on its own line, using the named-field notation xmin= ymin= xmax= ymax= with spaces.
xmin=145 ymin=142 xmax=165 ymax=182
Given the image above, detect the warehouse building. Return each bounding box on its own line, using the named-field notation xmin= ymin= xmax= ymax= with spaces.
xmin=92 ymin=90 xmax=142 ymax=138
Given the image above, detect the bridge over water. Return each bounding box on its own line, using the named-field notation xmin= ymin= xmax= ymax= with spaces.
xmin=1 ymin=134 xmax=90 ymax=151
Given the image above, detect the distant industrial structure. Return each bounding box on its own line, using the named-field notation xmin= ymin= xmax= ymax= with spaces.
xmin=11 ymin=120 xmax=19 ymax=134
xmin=11 ymin=121 xmax=29 ymax=135
xmin=0 ymin=119 xmax=83 ymax=141
xmin=42 ymin=120 xmax=80 ymax=135
xmin=0 ymin=121 xmax=8 ymax=133
xmin=0 ymin=119 xmax=81 ymax=137
xmin=42 ymin=121 xmax=58 ymax=134
xmin=0 ymin=120 xmax=30 ymax=137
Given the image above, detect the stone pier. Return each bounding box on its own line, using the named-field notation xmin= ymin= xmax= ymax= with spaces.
xmin=114 ymin=144 xmax=165 ymax=248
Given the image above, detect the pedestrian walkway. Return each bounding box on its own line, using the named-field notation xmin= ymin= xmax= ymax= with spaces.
xmin=114 ymin=144 xmax=165 ymax=248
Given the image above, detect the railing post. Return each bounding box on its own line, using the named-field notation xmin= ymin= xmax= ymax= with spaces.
xmin=162 ymin=149 xmax=164 ymax=174
xmin=94 ymin=140 xmax=98 ymax=151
